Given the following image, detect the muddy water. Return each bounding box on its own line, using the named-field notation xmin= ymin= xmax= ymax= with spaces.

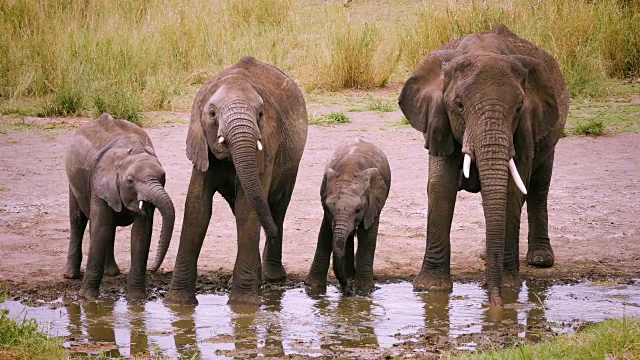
xmin=2 ymin=280 xmax=640 ymax=358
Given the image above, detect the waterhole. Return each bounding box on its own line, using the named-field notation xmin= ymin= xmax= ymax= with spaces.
xmin=2 ymin=280 xmax=639 ymax=358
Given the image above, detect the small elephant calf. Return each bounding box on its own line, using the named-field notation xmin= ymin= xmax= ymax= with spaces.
xmin=64 ymin=113 xmax=175 ymax=300
xmin=305 ymin=140 xmax=391 ymax=295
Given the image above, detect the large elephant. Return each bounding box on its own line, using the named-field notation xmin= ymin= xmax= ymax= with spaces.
xmin=398 ymin=25 xmax=569 ymax=306
xmin=305 ymin=140 xmax=390 ymax=295
xmin=165 ymin=57 xmax=308 ymax=306
xmin=64 ymin=113 xmax=175 ymax=300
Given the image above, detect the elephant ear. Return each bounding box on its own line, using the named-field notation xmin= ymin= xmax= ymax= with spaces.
xmin=93 ymin=148 xmax=126 ymax=212
xmin=399 ymin=51 xmax=457 ymax=156
xmin=187 ymin=81 xmax=219 ymax=172
xmin=513 ymin=55 xmax=560 ymax=144
xmin=358 ymin=168 xmax=388 ymax=230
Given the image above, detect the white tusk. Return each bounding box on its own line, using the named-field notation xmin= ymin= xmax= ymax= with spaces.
xmin=257 ymin=140 xmax=263 ymax=151
xmin=463 ymin=154 xmax=471 ymax=179
xmin=508 ymin=158 xmax=528 ymax=195
xmin=218 ymin=136 xmax=224 ymax=144
xmin=139 ymin=201 xmax=143 ymax=210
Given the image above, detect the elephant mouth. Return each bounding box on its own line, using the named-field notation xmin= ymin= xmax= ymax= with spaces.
xmin=462 ymin=152 xmax=527 ymax=195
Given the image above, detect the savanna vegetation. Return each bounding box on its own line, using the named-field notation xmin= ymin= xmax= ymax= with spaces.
xmin=1 ymin=0 xmax=639 ymax=124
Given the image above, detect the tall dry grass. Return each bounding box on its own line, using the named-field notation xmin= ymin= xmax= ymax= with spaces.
xmin=0 ymin=0 xmax=638 ymax=120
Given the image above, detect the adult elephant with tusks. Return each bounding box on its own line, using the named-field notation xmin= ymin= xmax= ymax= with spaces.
xmin=399 ymin=25 xmax=568 ymax=306
xmin=165 ymin=57 xmax=308 ymax=306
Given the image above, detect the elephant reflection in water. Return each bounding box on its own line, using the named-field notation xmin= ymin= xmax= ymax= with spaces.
xmin=228 ymin=288 xmax=285 ymax=357
xmin=306 ymin=290 xmax=379 ymax=352
xmin=169 ymin=305 xmax=199 ymax=358
xmin=419 ymin=290 xmax=451 ymax=337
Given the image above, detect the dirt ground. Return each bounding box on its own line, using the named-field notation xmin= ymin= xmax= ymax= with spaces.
xmin=1 ymin=104 xmax=639 ymax=298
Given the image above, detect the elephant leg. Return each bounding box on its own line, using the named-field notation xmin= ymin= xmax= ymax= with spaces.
xmin=127 ymin=212 xmax=154 ymax=300
xmin=503 ymin=184 xmax=526 ymax=288
xmin=354 ymin=221 xmax=378 ymax=294
xmin=262 ymin=184 xmax=294 ymax=283
xmin=64 ymin=186 xmax=87 ymax=279
xmin=228 ymin=186 xmax=263 ymax=306
xmin=165 ymin=166 xmax=216 ymax=305
xmin=526 ymin=153 xmax=555 ymax=267
xmin=80 ymin=196 xmax=115 ymax=299
xmin=413 ymin=153 xmax=461 ymax=291
xmin=345 ymin=232 xmax=355 ymax=280
xmin=103 ymin=232 xmax=120 ymax=277
xmin=304 ymin=213 xmax=333 ymax=288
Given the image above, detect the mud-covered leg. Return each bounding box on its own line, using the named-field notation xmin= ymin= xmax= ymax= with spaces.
xmin=304 ymin=214 xmax=333 ymax=288
xmin=80 ymin=196 xmax=115 ymax=299
xmin=527 ymin=154 xmax=555 ymax=267
xmin=127 ymin=211 xmax=153 ymax=300
xmin=228 ymin=187 xmax=263 ymax=306
xmin=103 ymin=232 xmax=120 ymax=277
xmin=64 ymin=186 xmax=87 ymax=279
xmin=354 ymin=221 xmax=378 ymax=294
xmin=414 ymin=153 xmax=461 ymax=291
xmin=262 ymin=184 xmax=293 ymax=282
xmin=165 ymin=166 xmax=216 ymax=305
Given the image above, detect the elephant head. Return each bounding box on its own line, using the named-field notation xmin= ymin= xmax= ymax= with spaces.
xmin=398 ymin=34 xmax=559 ymax=305
xmin=185 ymin=70 xmax=278 ymax=240
xmin=323 ymin=167 xmax=388 ymax=293
xmin=93 ymin=144 xmax=175 ymax=271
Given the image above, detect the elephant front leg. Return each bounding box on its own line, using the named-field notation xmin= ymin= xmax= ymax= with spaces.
xmin=228 ymin=188 xmax=263 ymax=306
xmin=262 ymin=189 xmax=292 ymax=283
xmin=127 ymin=212 xmax=154 ymax=300
xmin=304 ymin=214 xmax=333 ymax=288
xmin=503 ymin=181 xmax=526 ymax=289
xmin=80 ymin=197 xmax=115 ymax=299
xmin=165 ymin=167 xmax=215 ymax=305
xmin=526 ymin=154 xmax=555 ymax=267
xmin=413 ymin=154 xmax=460 ymax=291
xmin=354 ymin=222 xmax=378 ymax=295
xmin=103 ymin=234 xmax=120 ymax=277
xmin=64 ymin=187 xmax=87 ymax=279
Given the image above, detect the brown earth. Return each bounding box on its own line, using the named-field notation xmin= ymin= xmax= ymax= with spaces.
xmin=1 ymin=104 xmax=639 ymax=299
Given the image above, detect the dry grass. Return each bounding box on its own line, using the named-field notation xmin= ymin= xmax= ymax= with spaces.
xmin=0 ymin=0 xmax=638 ymax=119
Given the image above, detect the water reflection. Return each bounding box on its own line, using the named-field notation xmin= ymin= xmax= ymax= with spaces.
xmin=1 ymin=280 xmax=639 ymax=358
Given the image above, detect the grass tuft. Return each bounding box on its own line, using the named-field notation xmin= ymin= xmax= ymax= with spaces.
xmin=0 ymin=307 xmax=66 ymax=359
xmin=364 ymin=95 xmax=396 ymax=112
xmin=308 ymin=112 xmax=350 ymax=126
xmin=574 ymin=118 xmax=606 ymax=136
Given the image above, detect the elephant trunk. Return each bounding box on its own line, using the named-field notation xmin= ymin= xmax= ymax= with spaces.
xmin=332 ymin=214 xmax=353 ymax=294
xmin=143 ymin=181 xmax=176 ymax=272
xmin=470 ymin=117 xmax=511 ymax=307
xmin=225 ymin=109 xmax=278 ymax=240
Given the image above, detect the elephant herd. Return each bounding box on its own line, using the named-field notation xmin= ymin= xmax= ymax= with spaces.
xmin=63 ymin=25 xmax=568 ymax=308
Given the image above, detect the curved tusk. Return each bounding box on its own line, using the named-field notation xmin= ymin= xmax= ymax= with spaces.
xmin=257 ymin=140 xmax=263 ymax=151
xmin=218 ymin=136 xmax=224 ymax=144
xmin=463 ymin=154 xmax=471 ymax=179
xmin=139 ymin=200 xmax=144 ymax=210
xmin=508 ymin=158 xmax=528 ymax=195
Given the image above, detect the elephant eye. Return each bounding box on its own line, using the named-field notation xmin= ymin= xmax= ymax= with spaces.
xmin=126 ymin=175 xmax=134 ymax=184
xmin=209 ymin=109 xmax=216 ymax=118
xmin=515 ymin=105 xmax=523 ymax=115
xmin=454 ymin=98 xmax=464 ymax=112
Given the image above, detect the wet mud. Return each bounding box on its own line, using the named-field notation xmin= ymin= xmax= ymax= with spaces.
xmin=2 ymin=279 xmax=639 ymax=359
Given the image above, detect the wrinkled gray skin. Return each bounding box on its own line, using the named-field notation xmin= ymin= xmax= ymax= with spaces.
xmin=398 ymin=25 xmax=568 ymax=306
xmin=64 ymin=113 xmax=175 ymax=300
xmin=304 ymin=140 xmax=391 ymax=295
xmin=165 ymin=57 xmax=308 ymax=306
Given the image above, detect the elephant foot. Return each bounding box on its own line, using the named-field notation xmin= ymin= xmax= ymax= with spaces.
xmin=354 ymin=278 xmax=374 ymax=295
xmin=228 ymin=292 xmax=261 ymax=307
xmin=103 ymin=262 xmax=121 ymax=277
xmin=413 ymin=271 xmax=453 ymax=292
xmin=526 ymin=247 xmax=554 ymax=267
xmin=126 ymin=289 xmax=146 ymax=301
xmin=501 ymin=272 xmax=522 ymax=288
xmin=304 ymin=273 xmax=327 ymax=288
xmin=164 ymin=291 xmax=198 ymax=305
xmin=262 ymin=263 xmax=287 ymax=283
xmin=489 ymin=293 xmax=503 ymax=307
xmin=79 ymin=286 xmax=99 ymax=300
xmin=63 ymin=264 xmax=81 ymax=279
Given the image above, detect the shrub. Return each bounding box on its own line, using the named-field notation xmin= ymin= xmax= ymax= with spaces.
xmin=574 ymin=118 xmax=605 ymax=136
xmin=365 ymin=95 xmax=396 ymax=112
xmin=308 ymin=112 xmax=350 ymax=126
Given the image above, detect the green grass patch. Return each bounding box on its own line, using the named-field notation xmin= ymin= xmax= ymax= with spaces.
xmin=0 ymin=187 xmax=9 ymax=191
xmin=574 ymin=118 xmax=606 ymax=136
xmin=448 ymin=317 xmax=640 ymax=360
xmin=0 ymin=301 xmax=66 ymax=360
xmin=364 ymin=94 xmax=396 ymax=112
xmin=308 ymin=112 xmax=350 ymax=126
xmin=568 ymin=101 xmax=640 ymax=134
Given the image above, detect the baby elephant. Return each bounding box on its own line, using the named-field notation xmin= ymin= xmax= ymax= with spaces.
xmin=64 ymin=113 xmax=175 ymax=300
xmin=305 ymin=140 xmax=391 ymax=295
